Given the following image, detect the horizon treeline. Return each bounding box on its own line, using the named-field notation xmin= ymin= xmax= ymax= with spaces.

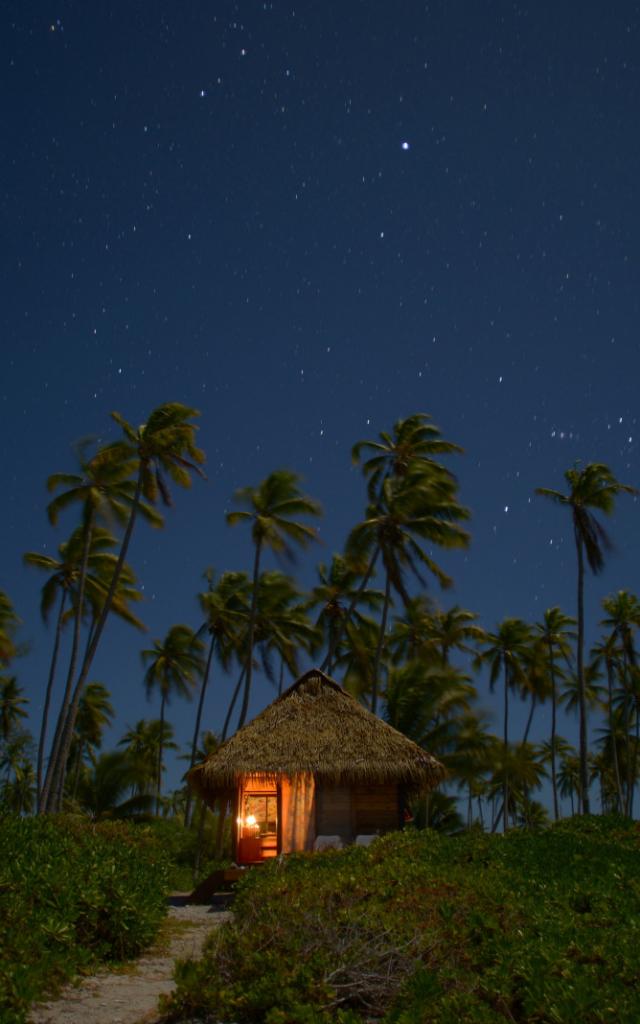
xmin=1 ymin=403 xmax=639 ymax=835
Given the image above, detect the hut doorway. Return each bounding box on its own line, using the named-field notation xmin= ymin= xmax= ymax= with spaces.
xmin=236 ymin=776 xmax=279 ymax=863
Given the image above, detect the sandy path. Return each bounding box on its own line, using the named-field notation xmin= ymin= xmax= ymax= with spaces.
xmin=30 ymin=903 xmax=231 ymax=1024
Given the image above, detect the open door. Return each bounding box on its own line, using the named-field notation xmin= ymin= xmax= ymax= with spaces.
xmin=236 ymin=775 xmax=278 ymax=863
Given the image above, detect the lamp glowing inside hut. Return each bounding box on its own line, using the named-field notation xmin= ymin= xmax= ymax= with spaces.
xmin=187 ymin=669 xmax=445 ymax=864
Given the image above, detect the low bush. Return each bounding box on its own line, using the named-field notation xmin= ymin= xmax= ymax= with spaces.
xmin=0 ymin=815 xmax=170 ymax=1023
xmin=165 ymin=816 xmax=640 ymax=1024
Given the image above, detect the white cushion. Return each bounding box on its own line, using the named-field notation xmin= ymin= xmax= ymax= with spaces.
xmin=354 ymin=834 xmax=378 ymax=846
xmin=313 ymin=834 xmax=343 ymax=851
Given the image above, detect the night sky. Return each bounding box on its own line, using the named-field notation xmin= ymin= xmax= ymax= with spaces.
xmin=4 ymin=2 xmax=640 ymax=800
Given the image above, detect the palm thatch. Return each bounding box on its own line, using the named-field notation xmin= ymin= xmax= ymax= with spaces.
xmin=188 ymin=669 xmax=445 ymax=802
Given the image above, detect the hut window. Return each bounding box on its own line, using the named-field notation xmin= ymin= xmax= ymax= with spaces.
xmin=240 ymin=793 xmax=277 ymax=837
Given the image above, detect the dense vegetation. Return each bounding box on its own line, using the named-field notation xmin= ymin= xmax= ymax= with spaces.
xmin=164 ymin=817 xmax=640 ymax=1024
xmin=1 ymin=403 xmax=639 ymax=836
xmin=0 ymin=816 xmax=170 ymax=1024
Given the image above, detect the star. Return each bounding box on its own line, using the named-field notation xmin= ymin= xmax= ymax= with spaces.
xmin=400 ymin=141 xmax=410 ymax=151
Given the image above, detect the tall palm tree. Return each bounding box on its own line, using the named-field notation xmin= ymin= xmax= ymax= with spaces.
xmin=324 ymin=413 xmax=466 ymax=677
xmin=346 ymin=474 xmax=470 ymax=713
xmin=41 ymin=449 xmax=157 ymax=812
xmin=475 ymin=618 xmax=532 ymax=832
xmin=50 ymin=403 xmax=204 ymax=812
xmin=536 ymin=463 xmax=637 ymax=812
xmin=184 ymin=570 xmax=250 ymax=826
xmin=534 ymin=607 xmax=576 ymax=819
xmin=142 ymin=625 xmax=205 ymax=812
xmin=226 ymin=470 xmax=321 ymax=729
xmin=25 ymin=527 xmax=142 ymax=807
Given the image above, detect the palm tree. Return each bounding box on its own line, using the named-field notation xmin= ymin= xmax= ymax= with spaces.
xmin=25 ymin=527 xmax=142 ymax=807
xmin=475 ymin=618 xmax=532 ymax=832
xmin=600 ymin=590 xmax=640 ymax=815
xmin=346 ymin=474 xmax=470 ymax=714
xmin=252 ymin=572 xmax=320 ymax=688
xmin=307 ymin=555 xmax=383 ymax=674
xmin=557 ymin=750 xmax=581 ymax=816
xmin=49 ymin=403 xmax=204 ymax=812
xmin=351 ymin=412 xmax=463 ymax=500
xmin=534 ymin=607 xmax=576 ymax=819
xmin=41 ymin=448 xmax=158 ymax=812
xmin=0 ymin=677 xmax=28 ymax=742
xmin=226 ymin=470 xmax=321 ymax=729
xmin=119 ymin=718 xmax=177 ymax=797
xmin=426 ymin=605 xmax=485 ymax=666
xmin=142 ymin=625 xmax=205 ymax=812
xmin=69 ymin=682 xmax=114 ymax=800
xmin=387 ymin=596 xmax=436 ymax=664
xmin=536 ymin=463 xmax=637 ymax=812
xmin=487 ymin=741 xmax=547 ymax=830
xmin=326 ymin=414 xmax=467 ymax=683
xmin=76 ymin=749 xmax=155 ymax=820
xmin=184 ymin=570 xmax=250 ymax=826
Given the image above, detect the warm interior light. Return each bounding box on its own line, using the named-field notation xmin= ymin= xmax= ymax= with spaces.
xmin=246 ymin=814 xmax=257 ymax=826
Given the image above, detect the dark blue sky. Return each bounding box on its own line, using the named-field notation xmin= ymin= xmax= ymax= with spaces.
xmin=3 ymin=2 xmax=640 ymax=800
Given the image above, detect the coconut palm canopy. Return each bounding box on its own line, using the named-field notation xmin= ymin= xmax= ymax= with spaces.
xmin=188 ymin=669 xmax=445 ymax=801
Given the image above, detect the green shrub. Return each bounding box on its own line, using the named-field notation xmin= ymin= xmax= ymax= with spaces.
xmin=0 ymin=815 xmax=170 ymax=1023
xmin=143 ymin=816 xmax=230 ymax=891
xmin=165 ymin=817 xmax=640 ymax=1024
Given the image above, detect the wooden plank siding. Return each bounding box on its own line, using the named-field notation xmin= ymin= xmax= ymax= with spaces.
xmin=316 ymin=782 xmax=401 ymax=842
xmin=353 ymin=784 xmax=399 ymax=835
xmin=315 ymin=784 xmax=352 ymax=843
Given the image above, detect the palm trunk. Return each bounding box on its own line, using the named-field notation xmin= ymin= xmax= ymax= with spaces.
xmin=626 ymin=696 xmax=634 ymax=815
xmin=606 ymin=657 xmax=624 ymax=813
xmin=320 ymin=545 xmax=380 ymax=673
xmin=157 ymin=693 xmax=166 ymax=816
xmin=184 ymin=635 xmax=216 ymax=827
xmin=371 ymin=570 xmax=392 ymax=716
xmin=574 ymin=527 xmax=590 ymax=813
xmin=222 ymin=666 xmax=245 ymax=741
xmin=237 ymin=539 xmax=263 ymax=731
xmin=503 ymin=663 xmax=509 ymax=833
xmin=522 ymin=695 xmax=537 ymax=744
xmin=36 ymin=588 xmax=67 ymax=810
xmin=41 ymin=515 xmax=94 ymax=813
xmin=52 ymin=467 xmax=145 ymax=808
xmin=549 ymin=642 xmax=559 ymax=821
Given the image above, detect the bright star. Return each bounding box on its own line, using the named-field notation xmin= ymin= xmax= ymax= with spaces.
xmin=401 ymin=141 xmax=410 ymax=150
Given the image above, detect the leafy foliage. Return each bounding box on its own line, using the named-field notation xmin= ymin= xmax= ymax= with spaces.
xmin=165 ymin=818 xmax=640 ymax=1024
xmin=0 ymin=816 xmax=170 ymax=1023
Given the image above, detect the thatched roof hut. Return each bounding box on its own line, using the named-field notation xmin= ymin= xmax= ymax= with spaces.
xmin=188 ymin=669 xmax=445 ymax=863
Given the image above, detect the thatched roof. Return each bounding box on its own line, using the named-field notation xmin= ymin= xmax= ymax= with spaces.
xmin=188 ymin=669 xmax=445 ymax=802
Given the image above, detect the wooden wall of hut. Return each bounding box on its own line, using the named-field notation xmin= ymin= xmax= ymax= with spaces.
xmin=316 ymin=782 xmax=402 ymax=843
